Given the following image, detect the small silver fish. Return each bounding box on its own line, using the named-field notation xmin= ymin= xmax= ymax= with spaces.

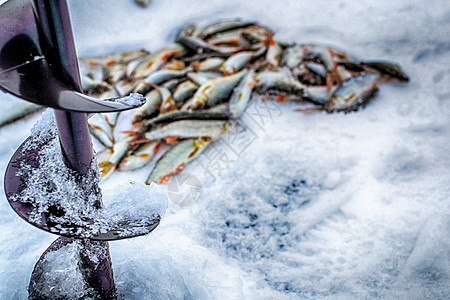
xmin=305 ymin=62 xmax=327 ymax=78
xmin=89 ymin=113 xmax=114 ymax=140
xmin=132 ymin=44 xmax=187 ymax=78
xmin=362 ymin=61 xmax=409 ymax=82
xmin=99 ymin=88 xmax=119 ymax=100
xmin=133 ymin=68 xmax=192 ymax=95
xmin=126 ymin=58 xmax=145 ymax=78
xmin=104 ymin=64 xmax=126 ymax=83
xmin=194 ymin=57 xmax=225 ymax=72
xmin=303 ymin=44 xmax=343 ymax=87
xmin=256 ymin=70 xmax=305 ymax=94
xmin=143 ymin=67 xmax=193 ymax=86
xmin=81 ymin=75 xmax=110 ymax=96
xmin=132 ymin=79 xmax=180 ymax=123
xmin=326 ymin=74 xmax=379 ymax=112
xmin=102 ymin=112 xmax=120 ymax=127
xmin=119 ymin=141 xmax=160 ymax=171
xmin=303 ymin=44 xmax=335 ymax=72
xmin=115 ymin=80 xmax=138 ymax=97
xmin=281 ymin=45 xmax=305 ymax=68
xmin=229 ymin=69 xmax=257 ymax=118
xmin=89 ymin=113 xmax=115 ymax=148
xmin=177 ymin=24 xmax=248 ymax=54
xmin=265 ymin=38 xmax=282 ymax=67
xmin=172 ymin=80 xmax=199 ymax=104
xmin=79 ymin=62 xmax=104 ymax=83
xmin=96 ymin=148 xmax=113 ymax=165
xmin=158 ymin=87 xmax=175 ymax=113
xmin=207 ymin=29 xmax=247 ymax=46
xmin=240 ymin=25 xmax=273 ymax=44
xmin=146 ymin=138 xmax=211 ymax=184
xmin=98 ymin=136 xmax=134 ymax=178
xmin=183 ymin=69 xmax=248 ymax=110
xmin=80 ymin=49 xmax=150 ymax=67
xmin=205 ymin=103 xmax=230 ymax=113
xmin=336 ymin=66 xmax=355 ymax=82
xmin=187 ymin=72 xmax=222 ymax=86
xmin=164 ymin=59 xmax=186 ymax=71
xmin=199 ymin=19 xmax=255 ymax=38
xmin=302 ymin=86 xmax=333 ymax=105
xmin=143 ymin=120 xmax=229 ymax=141
xmin=177 ymin=34 xmax=240 ymax=55
xmin=90 ymin=127 xmax=114 ymax=149
xmin=144 ymin=109 xmax=230 ymax=126
xmin=133 ymin=88 xmax=162 ymax=123
xmin=220 ymin=52 xmax=253 ymax=75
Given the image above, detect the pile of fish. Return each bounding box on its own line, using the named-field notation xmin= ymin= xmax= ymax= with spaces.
xmin=78 ymin=19 xmax=409 ymax=184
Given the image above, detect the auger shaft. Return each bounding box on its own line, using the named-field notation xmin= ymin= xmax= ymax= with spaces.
xmin=32 ymin=0 xmax=115 ymax=297
xmin=33 ymin=0 xmax=93 ymax=174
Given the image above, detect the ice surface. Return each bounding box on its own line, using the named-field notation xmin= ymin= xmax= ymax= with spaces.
xmin=0 ymin=0 xmax=449 ymax=299
xmin=113 ymin=256 xmax=192 ymax=299
xmin=387 ymin=214 xmax=450 ymax=299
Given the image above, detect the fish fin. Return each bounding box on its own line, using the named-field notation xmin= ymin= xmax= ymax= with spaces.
xmin=99 ymin=162 xmax=115 ymax=178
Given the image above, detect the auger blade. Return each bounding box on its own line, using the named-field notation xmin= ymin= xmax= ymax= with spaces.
xmin=5 ymin=133 xmax=161 ymax=241
xmin=29 ymin=237 xmax=116 ymax=299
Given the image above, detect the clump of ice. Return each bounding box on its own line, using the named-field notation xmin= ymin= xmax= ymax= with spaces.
xmin=112 ymin=93 xmax=146 ymax=107
xmin=29 ymin=241 xmax=95 ymax=299
xmin=101 ymin=181 xmax=168 ymax=237
xmin=11 ymin=110 xmax=101 ymax=235
xmin=103 ymin=182 xmax=167 ymax=219
xmin=28 ymin=109 xmax=58 ymax=145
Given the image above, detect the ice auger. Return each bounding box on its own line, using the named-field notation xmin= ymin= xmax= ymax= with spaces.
xmin=0 ymin=0 xmax=159 ymax=298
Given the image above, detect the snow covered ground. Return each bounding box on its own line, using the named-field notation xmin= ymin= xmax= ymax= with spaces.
xmin=0 ymin=0 xmax=449 ymax=299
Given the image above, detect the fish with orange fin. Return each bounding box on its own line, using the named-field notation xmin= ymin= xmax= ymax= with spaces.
xmin=119 ymin=141 xmax=160 ymax=171
xmin=142 ymin=120 xmax=229 ymax=141
xmin=146 ymin=137 xmax=211 ymax=184
xmin=297 ymin=74 xmax=379 ymax=113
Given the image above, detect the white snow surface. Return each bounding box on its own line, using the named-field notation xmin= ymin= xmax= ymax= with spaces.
xmin=0 ymin=0 xmax=449 ymax=299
